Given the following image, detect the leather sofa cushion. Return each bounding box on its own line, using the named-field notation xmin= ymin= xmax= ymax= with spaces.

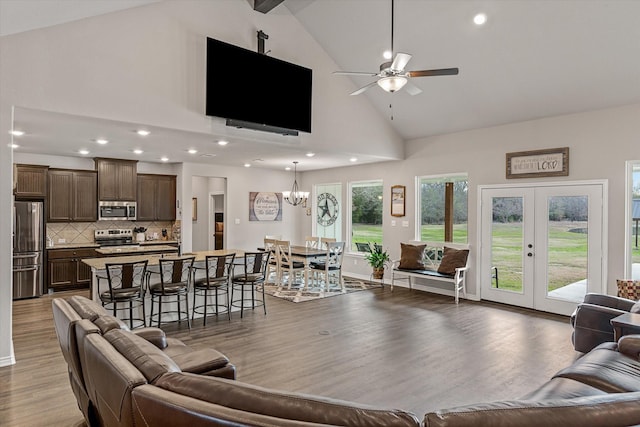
xmin=554 ymin=343 xmax=640 ymax=393
xmin=132 ymin=384 xmax=332 ymax=427
xmin=94 ymin=315 xmax=129 ymax=334
xmin=132 ymin=328 xmax=169 ymax=349
xmin=68 ymin=295 xmax=108 ymax=321
xmin=164 ymin=347 xmax=230 ymax=374
xmin=518 ymin=377 xmax=607 ymax=400
xmin=155 ymin=372 xmax=421 ymax=427
xmin=104 ymin=329 xmax=180 ymax=384
xmin=423 ymin=392 xmax=640 ymax=427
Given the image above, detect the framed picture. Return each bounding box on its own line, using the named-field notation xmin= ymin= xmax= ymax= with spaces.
xmin=506 ymin=147 xmax=569 ymax=179
xmin=249 ymin=192 xmax=283 ymax=221
xmin=192 ymin=198 xmax=197 ymax=221
xmin=391 ymin=185 xmax=405 ymax=217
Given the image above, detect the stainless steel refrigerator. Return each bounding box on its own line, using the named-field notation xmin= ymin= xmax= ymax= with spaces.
xmin=13 ymin=201 xmax=44 ymax=299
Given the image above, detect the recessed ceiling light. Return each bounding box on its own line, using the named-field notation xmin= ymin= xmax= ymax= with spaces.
xmin=218 ymin=140 xmax=229 ymax=146
xmin=9 ymin=143 xmax=19 ymax=149
xmin=133 ymin=149 xmax=143 ymax=154
xmin=244 ymin=163 xmax=251 ymax=168
xmin=136 ymin=129 xmax=150 ymax=136
xmin=96 ymin=139 xmax=109 ymax=145
xmin=79 ymin=149 xmax=90 ymax=155
xmin=285 ymin=167 xmax=291 ymax=171
xmin=473 ymin=13 xmax=487 ymax=25
xmin=188 ymin=149 xmax=198 ymax=154
xmin=9 ymin=130 xmax=24 ymax=136
xmin=383 ymin=50 xmax=392 ymax=60
xmin=306 ymin=152 xmax=315 ymax=157
xmin=161 ymin=156 xmax=169 ymax=162
xmin=349 ymin=157 xmax=358 ymax=162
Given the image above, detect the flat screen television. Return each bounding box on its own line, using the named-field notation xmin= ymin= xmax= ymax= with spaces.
xmin=206 ymin=37 xmax=312 ymax=134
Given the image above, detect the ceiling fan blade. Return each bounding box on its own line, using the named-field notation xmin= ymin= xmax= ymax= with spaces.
xmin=333 ymin=71 xmax=379 ymax=76
xmin=407 ymin=67 xmax=459 ymax=78
xmin=350 ymin=81 xmax=378 ymax=96
xmin=390 ymin=52 xmax=412 ymax=72
xmin=404 ymin=81 xmax=422 ymax=96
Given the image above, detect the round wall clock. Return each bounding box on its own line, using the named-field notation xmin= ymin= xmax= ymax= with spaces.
xmin=317 ymin=192 xmax=339 ymax=226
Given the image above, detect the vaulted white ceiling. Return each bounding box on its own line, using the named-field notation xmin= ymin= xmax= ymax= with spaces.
xmin=4 ymin=0 xmax=640 ymax=169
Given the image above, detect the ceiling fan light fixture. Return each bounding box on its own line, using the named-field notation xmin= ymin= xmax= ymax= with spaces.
xmin=377 ymin=75 xmax=407 ymax=93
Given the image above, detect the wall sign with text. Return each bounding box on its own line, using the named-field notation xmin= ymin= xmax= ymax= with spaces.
xmin=249 ymin=192 xmax=282 ymax=221
xmin=506 ymin=147 xmax=569 ymax=179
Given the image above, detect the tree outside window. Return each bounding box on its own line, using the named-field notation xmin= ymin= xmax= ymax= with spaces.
xmin=350 ymin=180 xmax=383 ymax=252
xmin=418 ymin=175 xmax=468 ymax=242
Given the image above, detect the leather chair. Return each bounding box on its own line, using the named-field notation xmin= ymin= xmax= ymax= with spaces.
xmin=571 ymin=293 xmax=638 ymax=353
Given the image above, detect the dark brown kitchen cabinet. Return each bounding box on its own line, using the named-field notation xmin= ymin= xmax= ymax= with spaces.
xmin=14 ymin=164 xmax=48 ymax=198
xmin=47 ymin=247 xmax=96 ymax=291
xmin=137 ymin=174 xmax=176 ymax=221
xmin=95 ymin=158 xmax=137 ymax=201
xmin=48 ymin=169 xmax=97 ymax=222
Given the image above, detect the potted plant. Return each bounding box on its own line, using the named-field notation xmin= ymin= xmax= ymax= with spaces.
xmin=364 ymin=242 xmax=390 ymax=279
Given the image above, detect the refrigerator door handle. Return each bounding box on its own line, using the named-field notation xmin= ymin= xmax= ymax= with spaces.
xmin=13 ymin=253 xmax=39 ymax=259
xmin=12 ymin=266 xmax=38 ymax=273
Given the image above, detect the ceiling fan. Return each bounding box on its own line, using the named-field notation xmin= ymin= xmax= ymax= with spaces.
xmin=334 ymin=0 xmax=459 ymax=96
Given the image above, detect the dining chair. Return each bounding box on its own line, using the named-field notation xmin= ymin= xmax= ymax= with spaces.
xmin=305 ymin=236 xmax=320 ymax=248
xmin=99 ymin=260 xmax=148 ymax=329
xmin=310 ymin=241 xmax=345 ymax=290
xmin=192 ymin=253 xmax=235 ymax=324
xmin=263 ymin=238 xmax=279 ymax=284
xmin=230 ymin=251 xmax=269 ymax=318
xmin=148 ymin=255 xmax=195 ymax=329
xmin=320 ymin=237 xmax=336 ymax=249
xmin=275 ymin=240 xmax=305 ymax=289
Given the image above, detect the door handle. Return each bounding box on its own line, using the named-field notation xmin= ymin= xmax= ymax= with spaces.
xmin=527 ymin=252 xmax=533 ymax=257
xmin=13 ymin=266 xmax=38 ymax=272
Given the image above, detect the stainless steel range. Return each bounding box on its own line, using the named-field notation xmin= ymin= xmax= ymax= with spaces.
xmin=94 ymin=229 xmax=135 ymax=247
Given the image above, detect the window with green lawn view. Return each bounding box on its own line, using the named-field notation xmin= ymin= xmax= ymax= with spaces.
xmin=418 ymin=174 xmax=468 ymax=242
xmin=350 ymin=180 xmax=383 ymax=252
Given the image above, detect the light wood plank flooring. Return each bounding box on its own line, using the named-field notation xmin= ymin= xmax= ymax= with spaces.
xmin=0 ymin=286 xmax=579 ymax=426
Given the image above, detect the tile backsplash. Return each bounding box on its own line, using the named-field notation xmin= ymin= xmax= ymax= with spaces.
xmin=46 ymin=221 xmax=176 ymax=245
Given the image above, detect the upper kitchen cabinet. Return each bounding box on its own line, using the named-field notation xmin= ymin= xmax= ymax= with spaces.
xmin=14 ymin=164 xmax=48 ymax=198
xmin=137 ymin=174 xmax=176 ymax=221
xmin=95 ymin=158 xmax=137 ymax=201
xmin=48 ymin=169 xmax=97 ymax=222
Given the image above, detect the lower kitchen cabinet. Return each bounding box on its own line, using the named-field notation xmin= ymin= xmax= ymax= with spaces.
xmin=47 ymin=248 xmax=97 ymax=291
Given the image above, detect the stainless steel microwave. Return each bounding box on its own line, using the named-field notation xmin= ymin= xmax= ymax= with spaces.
xmin=98 ymin=201 xmax=136 ymax=221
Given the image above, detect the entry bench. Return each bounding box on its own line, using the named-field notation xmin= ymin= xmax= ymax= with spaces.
xmin=390 ymin=240 xmax=470 ymax=303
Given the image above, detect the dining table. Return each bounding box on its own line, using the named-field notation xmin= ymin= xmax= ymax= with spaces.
xmin=288 ymin=245 xmax=327 ymax=289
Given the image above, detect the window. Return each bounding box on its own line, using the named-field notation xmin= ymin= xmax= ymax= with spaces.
xmin=349 ymin=180 xmax=383 ymax=252
xmin=417 ymin=174 xmax=468 ymax=242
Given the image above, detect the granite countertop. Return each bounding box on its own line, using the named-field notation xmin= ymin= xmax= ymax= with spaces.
xmin=82 ymin=249 xmax=244 ymax=270
xmin=139 ymin=240 xmax=179 ymax=246
xmin=47 ymin=243 xmax=100 ymax=250
xmin=95 ymin=244 xmax=179 ymax=256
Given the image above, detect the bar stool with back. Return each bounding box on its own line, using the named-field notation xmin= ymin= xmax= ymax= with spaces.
xmin=99 ymin=259 xmax=148 ymax=329
xmin=192 ymin=253 xmax=235 ymax=324
xmin=148 ymin=255 xmax=195 ymax=329
xmin=230 ymin=251 xmax=269 ymax=318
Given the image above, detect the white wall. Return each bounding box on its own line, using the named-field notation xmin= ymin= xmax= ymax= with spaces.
xmin=306 ymin=103 xmax=640 ymax=297
xmin=191 ymin=175 xmax=209 ymax=251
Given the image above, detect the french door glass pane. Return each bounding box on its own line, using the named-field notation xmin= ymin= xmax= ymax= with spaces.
xmin=546 ymin=195 xmax=588 ymax=303
xmin=491 ymin=197 xmax=524 ymax=292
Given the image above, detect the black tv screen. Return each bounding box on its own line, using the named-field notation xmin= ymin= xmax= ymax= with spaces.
xmin=206 ymin=37 xmax=312 ymax=134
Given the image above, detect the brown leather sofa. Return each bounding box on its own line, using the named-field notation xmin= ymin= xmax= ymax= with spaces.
xmin=54 ymin=295 xmax=640 ymax=427
xmin=570 ymin=293 xmax=638 ymax=353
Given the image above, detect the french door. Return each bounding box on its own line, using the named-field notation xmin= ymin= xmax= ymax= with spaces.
xmin=479 ymin=182 xmax=606 ymax=316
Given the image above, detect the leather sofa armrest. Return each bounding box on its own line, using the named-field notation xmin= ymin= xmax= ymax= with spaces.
xmin=617 ymin=334 xmax=640 ymax=359
xmin=583 ymin=293 xmax=636 ymax=311
xmin=573 ymin=303 xmax=628 ymax=326
xmin=132 ymin=327 xmax=168 ymax=349
xmin=424 ymin=392 xmax=640 ymax=427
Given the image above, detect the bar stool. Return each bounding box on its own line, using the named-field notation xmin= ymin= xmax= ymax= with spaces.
xmin=99 ymin=260 xmax=148 ymax=329
xmin=230 ymin=251 xmax=269 ymax=318
xmin=148 ymin=255 xmax=195 ymax=329
xmin=192 ymin=253 xmax=235 ymax=324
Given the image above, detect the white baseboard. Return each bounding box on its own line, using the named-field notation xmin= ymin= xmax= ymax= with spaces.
xmin=0 ymin=353 xmax=16 ymax=367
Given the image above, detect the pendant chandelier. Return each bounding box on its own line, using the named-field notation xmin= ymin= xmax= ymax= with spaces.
xmin=282 ymin=161 xmax=309 ymax=206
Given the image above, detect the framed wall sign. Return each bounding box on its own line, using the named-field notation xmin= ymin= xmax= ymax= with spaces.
xmin=249 ymin=192 xmax=282 ymax=221
xmin=391 ymin=185 xmax=406 ymax=217
xmin=506 ymin=147 xmax=569 ymax=179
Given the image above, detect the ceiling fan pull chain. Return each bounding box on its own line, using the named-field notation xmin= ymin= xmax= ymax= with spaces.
xmin=390 ymin=0 xmax=394 ymax=57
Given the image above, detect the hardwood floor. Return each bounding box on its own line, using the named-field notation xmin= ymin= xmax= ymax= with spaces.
xmin=0 ymin=286 xmax=579 ymax=426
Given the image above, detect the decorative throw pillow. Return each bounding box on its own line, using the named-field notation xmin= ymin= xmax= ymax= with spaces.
xmin=398 ymin=243 xmax=426 ymax=269
xmin=617 ymin=279 xmax=640 ymax=301
xmin=437 ymin=247 xmax=469 ymax=276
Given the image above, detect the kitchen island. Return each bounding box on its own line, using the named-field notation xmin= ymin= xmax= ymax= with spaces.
xmin=82 ymin=249 xmax=246 ymax=323
xmin=95 ymin=244 xmax=179 ymax=256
